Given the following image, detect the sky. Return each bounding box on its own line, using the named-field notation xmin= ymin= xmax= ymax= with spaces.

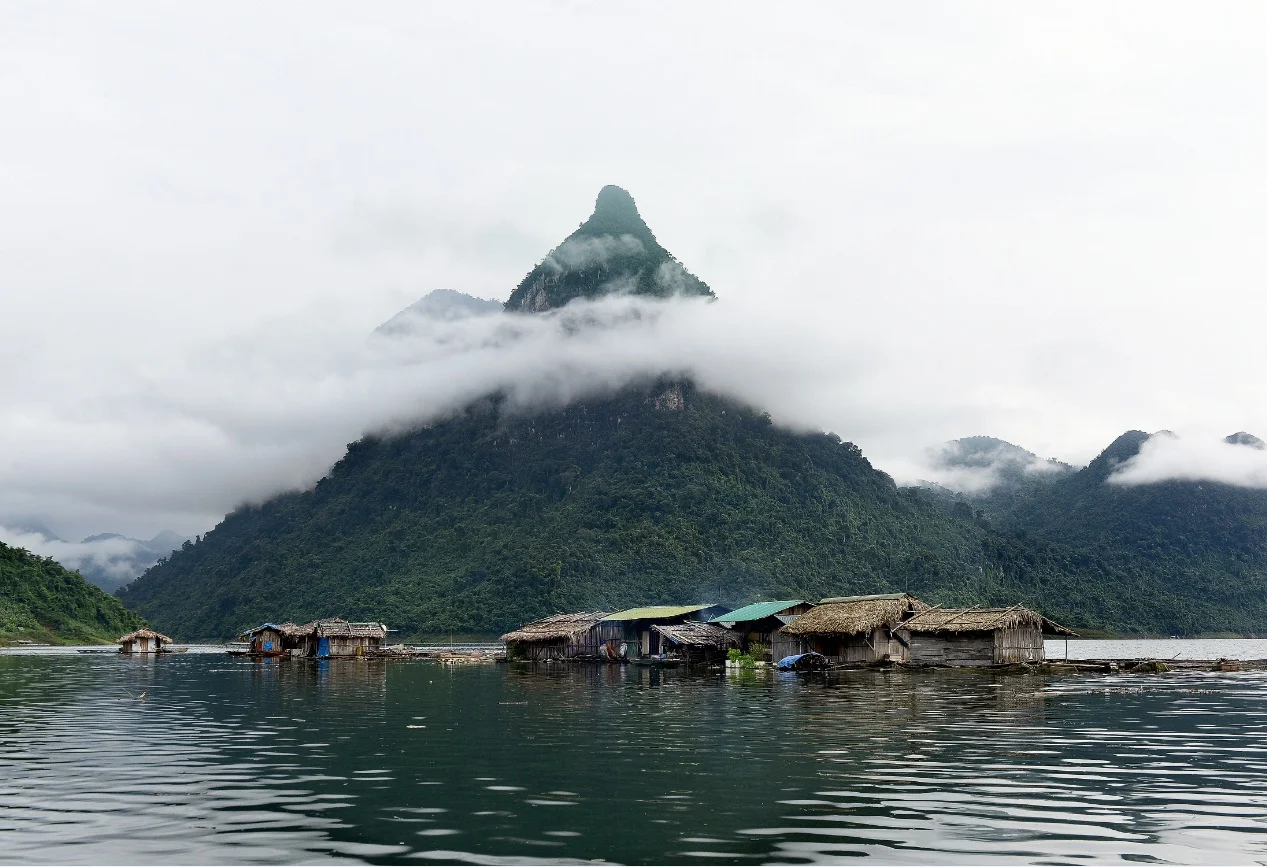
xmin=4 ymin=1 xmax=1267 ymax=547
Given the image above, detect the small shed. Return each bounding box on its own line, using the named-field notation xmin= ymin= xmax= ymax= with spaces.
xmin=596 ymin=604 xmax=731 ymax=659
xmin=500 ymin=612 xmax=611 ymax=661
xmin=239 ymin=623 xmax=291 ymax=656
xmin=779 ymin=593 xmax=926 ymax=664
xmin=312 ymin=619 xmax=387 ymax=658
xmin=118 ymin=628 xmax=172 ymax=654
xmin=651 ymin=621 xmax=737 ymax=664
xmin=709 ymin=600 xmax=815 ymax=661
xmin=901 ymin=605 xmax=1078 ymax=666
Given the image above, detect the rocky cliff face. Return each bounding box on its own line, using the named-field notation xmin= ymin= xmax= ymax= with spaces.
xmin=504 ymin=185 xmax=714 ymax=312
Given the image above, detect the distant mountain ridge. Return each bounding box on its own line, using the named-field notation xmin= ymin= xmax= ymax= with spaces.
xmin=375 ymin=288 xmax=502 ymax=336
xmin=0 ymin=528 xmax=190 ymax=593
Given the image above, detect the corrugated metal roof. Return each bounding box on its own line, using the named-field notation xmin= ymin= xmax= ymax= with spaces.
xmin=603 ymin=604 xmax=716 ymax=621
xmin=709 ymin=600 xmax=804 ymax=625
xmin=818 ymin=592 xmax=909 ymax=604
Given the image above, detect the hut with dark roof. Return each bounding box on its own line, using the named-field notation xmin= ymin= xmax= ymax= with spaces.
xmin=500 ymin=612 xmax=611 ymax=661
xmin=118 ymin=628 xmax=173 ymax=654
xmin=650 ymin=621 xmax=738 ymax=664
xmin=709 ymin=600 xmax=815 ymax=661
xmin=901 ymin=605 xmax=1077 ymax=666
xmin=596 ymin=604 xmax=731 ymax=659
xmin=779 ymin=593 xmax=926 ymax=664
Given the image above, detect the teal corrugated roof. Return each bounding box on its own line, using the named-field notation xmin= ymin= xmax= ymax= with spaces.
xmin=603 ymin=604 xmax=716 ymax=621
xmin=708 ymin=600 xmax=804 ymax=625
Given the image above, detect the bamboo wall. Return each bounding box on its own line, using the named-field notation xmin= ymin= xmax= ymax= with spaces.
xmin=992 ymin=626 xmax=1046 ymax=664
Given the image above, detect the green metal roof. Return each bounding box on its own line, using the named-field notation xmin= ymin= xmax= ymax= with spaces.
xmin=818 ymin=592 xmax=910 ymax=604
xmin=708 ymin=600 xmax=804 ymax=625
xmin=603 ymin=604 xmax=717 ymax=621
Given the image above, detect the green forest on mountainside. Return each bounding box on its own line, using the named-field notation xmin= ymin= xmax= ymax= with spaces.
xmin=1 ymin=541 xmax=146 ymax=644
xmin=919 ymin=430 xmax=1267 ymax=636
xmin=118 ymin=383 xmax=1265 ymax=639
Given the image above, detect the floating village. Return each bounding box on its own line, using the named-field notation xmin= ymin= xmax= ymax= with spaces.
xmin=98 ymin=593 xmax=1257 ymax=673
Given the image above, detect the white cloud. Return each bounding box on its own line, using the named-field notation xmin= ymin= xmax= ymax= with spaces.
xmin=0 ymin=527 xmax=152 ymax=582
xmin=1110 ymin=435 xmax=1267 ymax=489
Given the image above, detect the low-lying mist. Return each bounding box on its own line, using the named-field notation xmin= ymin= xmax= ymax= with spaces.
xmin=3 ymin=291 xmax=1266 ymax=543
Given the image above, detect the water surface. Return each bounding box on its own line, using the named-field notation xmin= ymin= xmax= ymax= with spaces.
xmin=1 ymin=649 xmax=1266 ymax=864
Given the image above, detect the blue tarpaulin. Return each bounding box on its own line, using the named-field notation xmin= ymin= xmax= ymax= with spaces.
xmin=777 ymin=652 xmax=827 ymax=671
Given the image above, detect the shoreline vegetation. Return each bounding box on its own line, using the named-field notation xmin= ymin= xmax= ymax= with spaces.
xmin=0 ymin=541 xmax=146 ymax=646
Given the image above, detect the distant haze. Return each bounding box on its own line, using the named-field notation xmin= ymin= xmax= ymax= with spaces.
xmin=4 ymin=4 xmax=1267 ymax=539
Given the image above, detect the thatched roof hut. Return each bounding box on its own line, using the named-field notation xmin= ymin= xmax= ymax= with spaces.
xmin=500 ymin=612 xmax=612 ymax=661
xmin=311 ymin=619 xmax=387 ymax=639
xmin=501 ymin=612 xmax=610 ymax=643
xmin=781 ymin=593 xmax=926 ymax=637
xmin=650 ymin=621 xmax=737 ymax=663
xmin=899 ymin=605 xmax=1077 ymax=666
xmin=651 ymin=621 xmax=737 ymax=649
xmin=118 ymin=627 xmax=172 ymax=645
xmin=901 ymin=605 xmax=1077 ymax=637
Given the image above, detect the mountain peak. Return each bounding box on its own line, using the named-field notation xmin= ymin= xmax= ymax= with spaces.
xmin=1225 ymin=431 xmax=1266 ymax=450
xmin=579 ymin=185 xmax=656 ymax=244
xmin=505 ymin=187 xmax=713 ymax=313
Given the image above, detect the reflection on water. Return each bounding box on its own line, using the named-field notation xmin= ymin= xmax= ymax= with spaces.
xmin=1 ymin=653 xmax=1266 ymax=864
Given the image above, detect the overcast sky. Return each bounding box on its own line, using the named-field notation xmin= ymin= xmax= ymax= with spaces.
xmin=4 ymin=2 xmax=1267 ymax=542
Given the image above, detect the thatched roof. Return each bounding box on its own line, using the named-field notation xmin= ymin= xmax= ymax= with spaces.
xmin=118 ymin=628 xmax=172 ymax=644
xmin=652 ymin=621 xmax=737 ymax=648
xmin=501 ymin=612 xmax=610 ymax=643
xmin=604 ymin=604 xmax=719 ymax=621
xmin=312 ymin=619 xmax=387 ymax=639
xmin=901 ymin=605 xmax=1078 ymax=636
xmin=781 ymin=593 xmax=926 ymax=637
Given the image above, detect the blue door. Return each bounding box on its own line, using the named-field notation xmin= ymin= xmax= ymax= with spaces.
xmin=318 ymin=637 xmax=330 ymax=658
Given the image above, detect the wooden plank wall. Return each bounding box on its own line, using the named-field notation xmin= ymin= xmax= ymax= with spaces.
xmin=908 ymin=632 xmax=994 ymax=667
xmin=771 ymin=631 xmax=807 ymax=661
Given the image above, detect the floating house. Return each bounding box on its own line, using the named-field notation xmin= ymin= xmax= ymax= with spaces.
xmin=596 ymin=604 xmax=731 ymax=658
xmin=311 ymin=619 xmax=387 ymax=657
xmin=901 ymin=605 xmax=1077 ymax=666
xmin=238 ymin=623 xmax=293 ymax=657
xmin=779 ymin=593 xmax=926 ymax=664
xmin=709 ymin=600 xmax=815 ymax=661
xmin=118 ymin=628 xmax=172 ymax=654
xmin=233 ymin=619 xmax=387 ymax=658
xmin=500 ymin=612 xmax=611 ymax=661
xmin=650 ymin=621 xmax=737 ymax=664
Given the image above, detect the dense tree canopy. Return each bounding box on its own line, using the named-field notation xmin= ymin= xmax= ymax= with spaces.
xmin=118 ymin=383 xmax=1267 ymax=639
xmin=1 ymin=541 xmax=146 ymax=644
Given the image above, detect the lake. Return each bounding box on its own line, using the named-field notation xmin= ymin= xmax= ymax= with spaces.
xmin=1 ymin=645 xmax=1265 ymax=864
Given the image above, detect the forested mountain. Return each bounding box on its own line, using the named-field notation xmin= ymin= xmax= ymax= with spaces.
xmin=504 ymin=185 xmax=712 ymax=312
xmin=918 ymin=430 xmax=1267 ymax=634
xmin=1 ymin=541 xmax=146 ymax=645
xmin=999 ymin=432 xmax=1267 ymax=616
xmin=118 ymin=187 xmax=1267 ymax=638
xmin=920 ymin=436 xmax=1074 ymax=521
